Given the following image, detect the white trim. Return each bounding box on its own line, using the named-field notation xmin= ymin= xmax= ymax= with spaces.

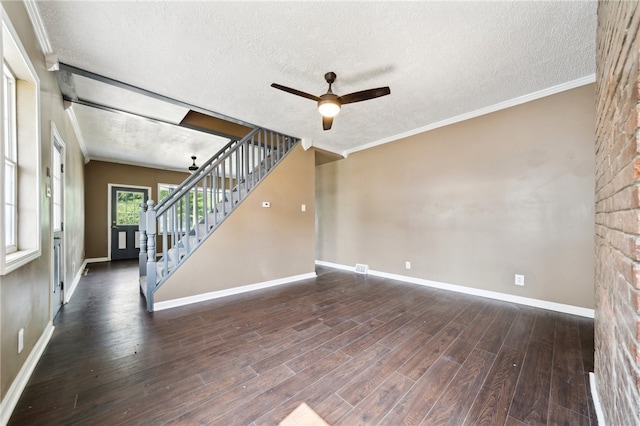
xmin=154 ymin=272 xmax=317 ymax=311
xmin=0 ymin=321 xmax=54 ymax=426
xmin=51 ymin=122 xmax=66 ymax=319
xmin=64 ymin=259 xmax=87 ymax=304
xmin=311 ymin=141 xmax=344 ymax=157
xmin=23 ymin=0 xmax=53 ymax=55
xmin=315 ymin=260 xmax=354 ymax=272
xmin=301 ymin=138 xmax=313 ymax=151
xmin=85 ymin=257 xmax=109 ymax=264
xmin=315 ymin=260 xmax=594 ymax=318
xmin=3 ymin=249 xmax=40 ymax=274
xmin=65 ymin=106 xmax=89 ymax=163
xmin=589 ymin=372 xmax=606 ymax=426
xmin=50 ymin=123 xmax=66 ymax=234
xmin=90 ymin=155 xmax=194 ymax=174
xmin=344 ymin=75 xmax=596 ymax=156
xmin=0 ymin=6 xmax=42 ymax=276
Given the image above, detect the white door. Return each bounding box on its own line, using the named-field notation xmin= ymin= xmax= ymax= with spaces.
xmin=52 ymin=131 xmax=64 ymax=318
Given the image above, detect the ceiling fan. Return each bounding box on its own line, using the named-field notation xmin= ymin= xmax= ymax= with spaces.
xmin=271 ymin=72 xmax=390 ymax=130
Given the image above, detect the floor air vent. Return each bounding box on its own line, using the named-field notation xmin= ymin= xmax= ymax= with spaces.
xmin=354 ymin=264 xmax=369 ymax=274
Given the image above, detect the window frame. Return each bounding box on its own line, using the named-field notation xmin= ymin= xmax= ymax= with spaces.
xmin=52 ymin=128 xmax=63 ymax=233
xmin=4 ymin=62 xmax=16 ymax=253
xmin=0 ymin=8 xmax=41 ymax=275
xmin=157 ymin=183 xmax=226 ymax=234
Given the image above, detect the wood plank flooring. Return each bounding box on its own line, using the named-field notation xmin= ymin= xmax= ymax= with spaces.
xmin=8 ymin=260 xmax=596 ymax=425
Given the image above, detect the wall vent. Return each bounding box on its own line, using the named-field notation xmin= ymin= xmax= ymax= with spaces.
xmin=354 ymin=264 xmax=369 ymax=274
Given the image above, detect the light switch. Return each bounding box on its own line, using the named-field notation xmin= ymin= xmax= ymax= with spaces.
xmin=301 ymin=204 xmax=306 ymax=212
xmin=18 ymin=328 xmax=24 ymax=353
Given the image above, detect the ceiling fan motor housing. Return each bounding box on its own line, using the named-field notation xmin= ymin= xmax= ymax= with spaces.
xmin=324 ymin=72 xmax=337 ymax=84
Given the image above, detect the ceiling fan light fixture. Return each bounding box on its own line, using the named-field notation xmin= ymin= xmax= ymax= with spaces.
xmin=318 ymin=99 xmax=340 ymax=118
xmin=188 ymin=155 xmax=198 ymax=172
xmin=272 ymin=71 xmax=389 ymax=130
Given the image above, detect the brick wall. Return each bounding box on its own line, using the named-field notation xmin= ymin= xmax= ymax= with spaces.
xmin=595 ymin=2 xmax=640 ymax=425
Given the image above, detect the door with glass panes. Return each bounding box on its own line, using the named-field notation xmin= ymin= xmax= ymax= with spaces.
xmin=110 ymin=186 xmax=148 ymax=260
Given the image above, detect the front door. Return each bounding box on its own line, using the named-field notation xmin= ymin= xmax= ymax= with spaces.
xmin=110 ymin=186 xmax=148 ymax=260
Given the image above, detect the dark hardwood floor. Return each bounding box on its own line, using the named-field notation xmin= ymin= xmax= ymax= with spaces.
xmin=9 ymin=260 xmax=596 ymax=425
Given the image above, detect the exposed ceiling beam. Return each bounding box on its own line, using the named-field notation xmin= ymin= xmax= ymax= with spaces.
xmin=57 ymin=62 xmax=258 ymax=130
xmin=63 ymin=96 xmax=244 ymax=141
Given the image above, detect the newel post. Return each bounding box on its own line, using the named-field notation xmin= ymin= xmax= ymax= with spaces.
xmin=145 ymin=199 xmax=157 ymax=312
xmin=139 ymin=201 xmax=147 ymax=278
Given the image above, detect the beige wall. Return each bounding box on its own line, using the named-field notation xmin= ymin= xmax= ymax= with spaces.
xmin=84 ymin=161 xmax=189 ymax=259
xmin=155 ymin=144 xmax=315 ymax=302
xmin=317 ymin=84 xmax=595 ymax=309
xmin=0 ymin=1 xmax=85 ymax=400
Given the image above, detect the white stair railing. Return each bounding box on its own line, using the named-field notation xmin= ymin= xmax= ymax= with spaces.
xmin=139 ymin=127 xmax=299 ymax=311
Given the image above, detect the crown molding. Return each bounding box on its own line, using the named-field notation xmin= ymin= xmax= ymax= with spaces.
xmin=87 ymin=156 xmax=193 ymax=175
xmin=310 ymin=141 xmax=345 ymax=158
xmin=65 ymin=106 xmax=89 ymax=163
xmin=24 ymin=0 xmax=53 ymax=55
xmin=345 ymin=74 xmax=596 ymax=156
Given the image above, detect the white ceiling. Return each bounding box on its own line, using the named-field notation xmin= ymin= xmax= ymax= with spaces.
xmin=33 ymin=1 xmax=596 ymax=170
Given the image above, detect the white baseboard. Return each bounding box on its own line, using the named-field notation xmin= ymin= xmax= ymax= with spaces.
xmin=0 ymin=321 xmax=55 ymax=426
xmin=315 ymin=260 xmax=595 ymax=318
xmin=85 ymin=257 xmax=109 ymax=264
xmin=64 ymin=259 xmax=88 ymax=304
xmin=315 ymin=260 xmax=355 ymax=272
xmin=589 ymin=372 xmax=606 ymax=426
xmin=153 ymin=272 xmax=318 ymax=311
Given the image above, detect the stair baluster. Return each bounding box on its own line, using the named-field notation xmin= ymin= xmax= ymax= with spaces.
xmin=140 ymin=128 xmax=299 ymax=311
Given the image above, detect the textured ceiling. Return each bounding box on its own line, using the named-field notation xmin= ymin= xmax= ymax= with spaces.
xmin=70 ymin=103 xmax=229 ymax=170
xmin=34 ymin=1 xmax=596 ymax=167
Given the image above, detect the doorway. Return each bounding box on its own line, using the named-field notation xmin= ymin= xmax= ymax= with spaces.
xmin=52 ymin=127 xmax=64 ymax=319
xmin=110 ymin=185 xmax=149 ymax=260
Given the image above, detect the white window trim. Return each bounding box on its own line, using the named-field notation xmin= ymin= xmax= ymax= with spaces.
xmin=0 ymin=7 xmax=41 ymax=275
xmin=4 ymin=63 xmax=16 ymax=253
xmin=51 ymin=124 xmax=64 ymax=233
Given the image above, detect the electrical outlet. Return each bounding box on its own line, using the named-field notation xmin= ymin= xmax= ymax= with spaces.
xmin=405 ymin=261 xmax=411 ymax=270
xmin=18 ymin=328 xmax=24 ymax=353
xmin=514 ymin=274 xmax=525 ymax=286
xmin=262 ymin=201 xmax=270 ymax=208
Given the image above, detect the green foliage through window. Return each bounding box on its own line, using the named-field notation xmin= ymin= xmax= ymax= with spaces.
xmin=158 ymin=184 xmax=226 ymax=233
xmin=116 ymin=191 xmax=144 ymax=225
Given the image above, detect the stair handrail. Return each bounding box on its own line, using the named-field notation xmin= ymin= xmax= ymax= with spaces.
xmin=141 ymin=126 xmax=300 ymax=311
xmin=154 ymin=131 xmax=258 ymax=214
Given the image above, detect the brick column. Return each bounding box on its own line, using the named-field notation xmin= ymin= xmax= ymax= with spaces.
xmin=595 ymin=2 xmax=640 ymax=425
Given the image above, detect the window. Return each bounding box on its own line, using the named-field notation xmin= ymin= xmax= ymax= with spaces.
xmin=52 ymin=136 xmax=62 ymax=232
xmin=157 ymin=183 xmax=222 ymax=233
xmin=116 ymin=190 xmax=144 ymax=225
xmin=0 ymin=10 xmax=41 ymax=275
xmin=3 ymin=63 xmax=16 ymax=253
xmin=158 ymin=184 xmax=185 ymax=233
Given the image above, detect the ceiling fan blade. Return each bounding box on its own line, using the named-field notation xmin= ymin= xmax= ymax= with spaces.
xmin=322 ymin=116 xmax=333 ymax=131
xmin=339 ymin=87 xmax=390 ymax=105
xmin=271 ymin=83 xmax=320 ymax=101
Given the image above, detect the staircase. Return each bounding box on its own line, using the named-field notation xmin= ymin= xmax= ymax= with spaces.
xmin=139 ymin=127 xmax=300 ymax=311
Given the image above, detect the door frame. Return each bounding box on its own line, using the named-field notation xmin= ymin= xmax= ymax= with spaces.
xmin=50 ymin=122 xmax=65 ymax=319
xmin=107 ymin=183 xmax=152 ymax=261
